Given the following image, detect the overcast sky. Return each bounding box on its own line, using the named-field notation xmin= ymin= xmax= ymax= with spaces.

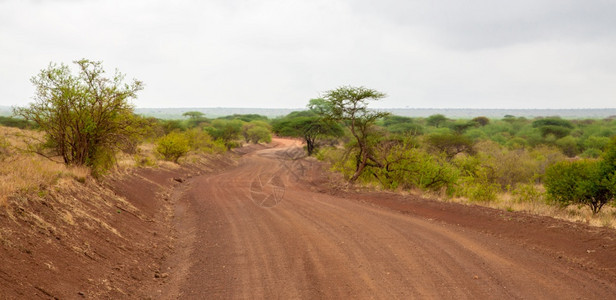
xmin=1 ymin=0 xmax=615 ymax=109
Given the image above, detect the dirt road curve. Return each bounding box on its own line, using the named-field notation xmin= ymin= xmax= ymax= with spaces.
xmin=163 ymin=139 xmax=616 ymax=299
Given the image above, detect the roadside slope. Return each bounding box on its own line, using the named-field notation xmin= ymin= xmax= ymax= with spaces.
xmin=0 ymin=154 xmax=236 ymax=299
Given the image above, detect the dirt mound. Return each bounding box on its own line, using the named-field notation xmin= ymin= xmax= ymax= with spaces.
xmin=0 ymin=155 xmax=236 ymax=299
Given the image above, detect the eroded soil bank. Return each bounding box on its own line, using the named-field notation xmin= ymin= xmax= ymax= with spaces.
xmin=0 ymin=154 xmax=236 ymax=299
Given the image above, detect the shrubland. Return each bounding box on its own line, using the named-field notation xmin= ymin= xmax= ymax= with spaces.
xmin=273 ymin=85 xmax=616 ymax=227
xmin=0 ymin=59 xmax=275 ymax=208
xmin=3 ymin=64 xmax=616 ymax=229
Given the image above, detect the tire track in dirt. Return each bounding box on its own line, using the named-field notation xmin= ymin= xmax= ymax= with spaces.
xmin=165 ymin=139 xmax=616 ymax=299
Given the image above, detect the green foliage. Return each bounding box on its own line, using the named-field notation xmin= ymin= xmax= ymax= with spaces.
xmin=532 ymin=117 xmax=574 ymax=139
xmin=314 ymin=86 xmax=388 ymax=182
xmin=472 ymin=116 xmax=490 ymax=126
xmin=218 ymin=114 xmax=268 ymax=122
xmin=205 ymin=119 xmax=243 ymax=149
xmin=377 ymin=146 xmax=458 ymax=192
xmin=241 ymin=121 xmax=272 ymax=144
xmin=183 ymin=128 xmax=226 ymax=153
xmin=425 ymin=132 xmax=474 ymax=160
xmin=583 ymin=136 xmax=610 ymax=151
xmin=160 ymin=119 xmax=187 ymax=134
xmin=457 ymin=180 xmax=499 ymax=202
xmin=449 ymin=120 xmax=478 ymax=134
xmin=272 ymin=110 xmax=343 ymax=155
xmin=14 ymin=59 xmax=143 ymax=173
xmin=426 ymin=114 xmax=448 ymax=128
xmin=246 ymin=125 xmax=272 ymax=144
xmin=379 ymin=115 xmax=424 ymax=135
xmin=0 ymin=116 xmax=32 ymax=129
xmin=555 ymin=136 xmax=579 ymax=157
xmin=181 ymin=111 xmax=209 ymax=128
xmin=511 ymin=183 xmax=545 ymax=203
xmin=182 ymin=111 xmax=205 ymax=119
xmin=581 ymin=148 xmax=603 ymax=158
xmin=532 ymin=117 xmax=574 ymax=129
xmin=156 ymin=132 xmax=190 ymax=163
xmin=545 ymin=158 xmax=614 ymax=214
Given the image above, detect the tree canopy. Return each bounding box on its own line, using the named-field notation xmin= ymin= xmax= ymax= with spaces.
xmin=312 ymin=86 xmax=388 ymax=182
xmin=272 ymin=110 xmax=343 ymax=156
xmin=14 ymin=59 xmax=143 ymax=174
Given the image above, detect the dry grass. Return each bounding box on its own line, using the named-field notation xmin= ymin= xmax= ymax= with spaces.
xmin=0 ymin=126 xmax=215 ymax=206
xmin=446 ymin=188 xmax=616 ymax=229
xmin=0 ymin=126 xmax=91 ymax=206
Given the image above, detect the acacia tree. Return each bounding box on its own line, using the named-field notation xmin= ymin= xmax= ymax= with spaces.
xmin=312 ymin=86 xmax=389 ymax=182
xmin=14 ymin=59 xmax=143 ymax=172
xmin=272 ymin=110 xmax=343 ymax=156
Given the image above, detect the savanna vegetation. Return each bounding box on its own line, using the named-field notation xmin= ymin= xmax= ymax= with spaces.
xmin=0 ymin=60 xmax=273 ymax=206
xmin=271 ymin=86 xmax=616 ymax=227
xmin=2 ymin=61 xmax=616 ymax=228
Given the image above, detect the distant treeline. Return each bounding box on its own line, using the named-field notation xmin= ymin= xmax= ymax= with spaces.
xmin=132 ymin=107 xmax=616 ymax=120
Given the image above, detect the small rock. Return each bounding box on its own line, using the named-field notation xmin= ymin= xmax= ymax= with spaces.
xmin=173 ymin=177 xmax=184 ymax=183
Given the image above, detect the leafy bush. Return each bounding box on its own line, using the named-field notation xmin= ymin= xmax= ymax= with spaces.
xmin=14 ymin=59 xmax=143 ymax=173
xmin=460 ymin=181 xmax=499 ymax=202
xmin=156 ymin=132 xmax=190 ymax=163
xmin=581 ymin=148 xmax=603 ymax=158
xmin=555 ymin=136 xmax=579 ymax=157
xmin=426 ymin=114 xmax=448 ymax=128
xmin=205 ymin=119 xmax=243 ymax=149
xmin=425 ymin=132 xmax=474 ymax=160
xmin=0 ymin=116 xmax=32 ymax=129
xmin=183 ymin=128 xmax=225 ymax=153
xmin=544 ymin=159 xmax=614 ymax=214
xmin=246 ymin=126 xmax=272 ymax=144
xmin=472 ymin=116 xmax=490 ymax=126
xmin=242 ymin=121 xmax=272 ymax=144
xmin=374 ymin=145 xmax=458 ymax=192
xmin=511 ymin=183 xmax=545 ymax=203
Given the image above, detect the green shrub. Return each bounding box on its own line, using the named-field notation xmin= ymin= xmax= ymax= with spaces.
xmin=425 ymin=132 xmax=474 ymax=160
xmin=581 ymin=148 xmax=603 ymax=158
xmin=544 ymin=159 xmax=613 ymax=214
xmin=455 ymin=178 xmax=499 ymax=202
xmin=555 ymin=136 xmax=579 ymax=157
xmin=511 ymin=183 xmax=545 ymax=203
xmin=246 ymin=125 xmax=272 ymax=144
xmin=156 ymin=132 xmax=190 ymax=163
xmin=184 ymin=128 xmax=226 ymax=153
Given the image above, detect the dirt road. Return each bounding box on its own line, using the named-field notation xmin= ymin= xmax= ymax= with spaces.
xmin=163 ymin=139 xmax=616 ymax=299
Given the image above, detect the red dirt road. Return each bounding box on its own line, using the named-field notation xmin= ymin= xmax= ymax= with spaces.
xmin=161 ymin=139 xmax=616 ymax=299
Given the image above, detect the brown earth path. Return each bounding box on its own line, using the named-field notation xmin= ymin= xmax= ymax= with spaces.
xmin=159 ymin=138 xmax=616 ymax=299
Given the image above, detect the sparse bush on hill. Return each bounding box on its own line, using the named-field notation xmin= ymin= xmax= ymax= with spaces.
xmin=13 ymin=59 xmax=143 ymax=175
xmin=156 ymin=132 xmax=190 ymax=163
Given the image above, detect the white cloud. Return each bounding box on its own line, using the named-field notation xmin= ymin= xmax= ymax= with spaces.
xmin=0 ymin=0 xmax=615 ymax=109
